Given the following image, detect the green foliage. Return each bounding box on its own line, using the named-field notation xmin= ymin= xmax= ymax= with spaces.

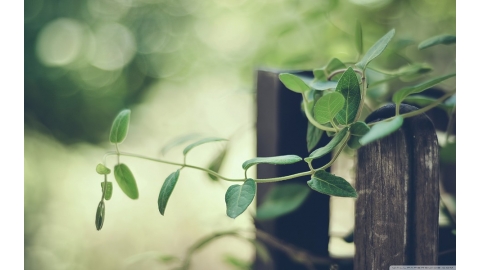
xmin=114 ymin=163 xmax=139 ymax=200
xmin=158 ymin=170 xmax=180 ymax=216
xmin=278 ymin=73 xmax=311 ymax=93
xmin=306 ymin=122 xmax=324 ymax=152
xmin=96 ymin=164 xmax=111 ymax=175
xmin=359 ymin=116 xmax=404 ymax=146
xmin=314 ymin=92 xmax=345 ymax=124
xmin=95 ymin=201 xmax=105 ymax=231
xmin=307 ymin=170 xmax=357 ymax=198
xmin=256 ymin=184 xmax=310 ymax=220
xmin=183 ymin=137 xmax=227 ymax=156
xmin=207 ymin=147 xmax=228 ymax=181
xmin=355 ymin=21 xmax=363 ymax=55
xmin=242 ymin=155 xmax=303 ymax=171
xmin=109 ymin=109 xmax=131 ymax=144
xmin=335 ymin=67 xmax=361 ymax=125
xmin=418 ymin=34 xmax=456 ymax=50
xmin=392 ymin=74 xmax=456 ymax=105
xmin=305 ymin=128 xmax=348 ymax=162
xmin=225 ymin=179 xmax=256 ymax=219
xmin=101 ymin=182 xmax=113 ymax=200
xmin=356 ymin=29 xmax=395 ymax=70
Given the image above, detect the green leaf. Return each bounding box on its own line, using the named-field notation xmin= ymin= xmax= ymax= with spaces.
xmin=359 ymin=116 xmax=404 ymax=146
xmin=349 ymin=121 xmax=370 ymax=136
xmin=161 ymin=133 xmax=202 ymax=155
xmin=347 ymin=135 xmax=362 ymax=150
xmin=310 ymin=80 xmax=338 ymax=91
xmin=109 ymin=109 xmax=131 ymax=144
xmin=95 ymin=201 xmax=105 ymax=231
xmin=96 ymin=163 xmax=111 ymax=175
xmin=207 ymin=147 xmax=228 ymax=181
xmin=335 ymin=67 xmax=361 ymax=125
xmin=307 ymin=170 xmax=357 ymax=197
xmin=114 ymin=163 xmax=139 ymax=199
xmin=183 ymin=137 xmax=227 ymax=155
xmin=398 ymin=63 xmax=433 ymax=81
xmin=225 ymin=179 xmax=256 ymax=219
xmin=307 ymin=122 xmax=324 ymax=152
xmin=278 ymin=73 xmax=311 ymax=93
xmin=313 ymin=58 xmax=346 ymax=81
xmin=305 ymin=127 xmax=348 ymax=162
xmin=392 ymin=74 xmax=456 ymax=105
xmin=158 ymin=170 xmax=180 ymax=215
xmin=101 ymin=181 xmax=113 ymax=200
xmin=355 ymin=20 xmax=363 ymax=55
xmin=356 ymin=29 xmax=395 ymax=70
xmin=403 ymin=95 xmax=453 ymax=111
xmin=256 ymin=184 xmax=310 ymax=220
xmin=314 ymin=92 xmax=345 ymax=124
xmin=242 ymin=155 xmax=303 ymax=171
xmin=418 ymin=34 xmax=456 ymax=50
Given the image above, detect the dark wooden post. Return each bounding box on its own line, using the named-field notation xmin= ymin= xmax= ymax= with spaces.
xmin=255 ymin=69 xmax=331 ymax=270
xmin=354 ymin=104 xmax=440 ymax=269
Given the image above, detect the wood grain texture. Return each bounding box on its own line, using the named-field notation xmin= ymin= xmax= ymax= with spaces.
xmin=354 ymin=104 xmax=439 ymax=269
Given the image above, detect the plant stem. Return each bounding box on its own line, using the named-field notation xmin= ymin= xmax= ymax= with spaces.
xmin=301 ymin=94 xmax=336 ymax=132
xmin=354 ymin=70 xmax=367 ymax=122
xmin=319 ymin=132 xmax=350 ymax=171
xmin=328 ymin=68 xmax=363 ymax=80
xmin=368 ymin=91 xmax=455 ymax=126
xmin=103 ymin=151 xmax=314 ymax=183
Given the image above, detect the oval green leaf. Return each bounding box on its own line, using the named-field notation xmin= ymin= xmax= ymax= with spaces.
xmin=349 ymin=121 xmax=370 ymax=136
xmin=418 ymin=34 xmax=456 ymax=50
xmin=242 ymin=155 xmax=303 ymax=171
xmin=256 ymin=183 xmax=310 ymax=220
xmin=314 ymin=92 xmax=345 ymax=124
xmin=158 ymin=170 xmax=180 ymax=216
xmin=307 ymin=170 xmax=357 ymax=198
xmin=359 ymin=116 xmax=404 ymax=146
xmin=225 ymin=179 xmax=256 ymax=219
xmin=96 ymin=163 xmax=111 ymax=175
xmin=310 ymin=80 xmax=338 ymax=91
xmin=305 ymin=127 xmax=348 ymax=162
xmin=278 ymin=73 xmax=311 ymax=93
xmin=307 ymin=122 xmax=324 ymax=152
xmin=95 ymin=201 xmax=105 ymax=231
xmin=335 ymin=67 xmax=361 ymax=125
xmin=183 ymin=137 xmax=227 ymax=156
xmin=114 ymin=163 xmax=139 ymax=199
xmin=101 ymin=181 xmax=113 ymax=200
xmin=392 ymin=73 xmax=456 ymax=105
xmin=347 ymin=135 xmax=362 ymax=150
xmin=109 ymin=109 xmax=131 ymax=144
xmin=356 ymin=29 xmax=395 ymax=70
xmin=355 ymin=20 xmax=363 ymax=55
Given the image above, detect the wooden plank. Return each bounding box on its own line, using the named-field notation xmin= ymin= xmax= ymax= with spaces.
xmin=354 ymin=104 xmax=439 ymax=269
xmin=255 ymin=69 xmax=331 ymax=270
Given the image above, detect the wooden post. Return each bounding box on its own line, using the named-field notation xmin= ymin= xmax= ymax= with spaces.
xmin=354 ymin=104 xmax=440 ymax=269
xmin=255 ymin=69 xmax=331 ymax=270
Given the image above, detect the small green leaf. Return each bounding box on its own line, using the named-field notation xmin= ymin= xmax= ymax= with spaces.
xmin=158 ymin=170 xmax=180 ymax=215
xmin=356 ymin=29 xmax=395 ymax=70
xmin=392 ymin=74 xmax=456 ymax=105
xmin=207 ymin=147 xmax=228 ymax=181
xmin=347 ymin=135 xmax=362 ymax=150
xmin=307 ymin=122 xmax=324 ymax=152
xmin=242 ymin=155 xmax=303 ymax=171
xmin=359 ymin=116 xmax=404 ymax=146
xmin=109 ymin=109 xmax=131 ymax=144
xmin=335 ymin=67 xmax=361 ymax=125
xmin=306 ymin=127 xmax=348 ymax=162
xmin=256 ymin=184 xmax=310 ymax=220
xmin=101 ymin=181 xmax=113 ymax=200
xmin=278 ymin=73 xmax=311 ymax=93
xmin=95 ymin=201 xmax=105 ymax=231
xmin=114 ymin=163 xmax=139 ymax=199
xmin=314 ymin=92 xmax=345 ymax=124
xmin=307 ymin=170 xmax=357 ymax=197
xmin=183 ymin=137 xmax=227 ymax=155
xmin=403 ymin=95 xmax=453 ymax=111
xmin=397 ymin=63 xmax=433 ymax=81
xmin=96 ymin=163 xmax=111 ymax=175
xmin=310 ymin=80 xmax=338 ymax=91
xmin=418 ymin=34 xmax=456 ymax=50
xmin=161 ymin=133 xmax=202 ymax=155
xmin=225 ymin=179 xmax=256 ymax=219
xmin=355 ymin=20 xmax=363 ymax=55
xmin=349 ymin=121 xmax=370 ymax=136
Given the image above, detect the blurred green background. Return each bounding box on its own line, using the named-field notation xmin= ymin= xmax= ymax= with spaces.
xmin=24 ymin=0 xmax=455 ymax=269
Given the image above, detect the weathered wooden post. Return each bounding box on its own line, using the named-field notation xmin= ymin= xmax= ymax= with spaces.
xmin=255 ymin=69 xmax=332 ymax=270
xmin=354 ymin=104 xmax=440 ymax=269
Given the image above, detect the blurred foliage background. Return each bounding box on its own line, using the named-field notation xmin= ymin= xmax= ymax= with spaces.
xmin=24 ymin=0 xmax=455 ymax=269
